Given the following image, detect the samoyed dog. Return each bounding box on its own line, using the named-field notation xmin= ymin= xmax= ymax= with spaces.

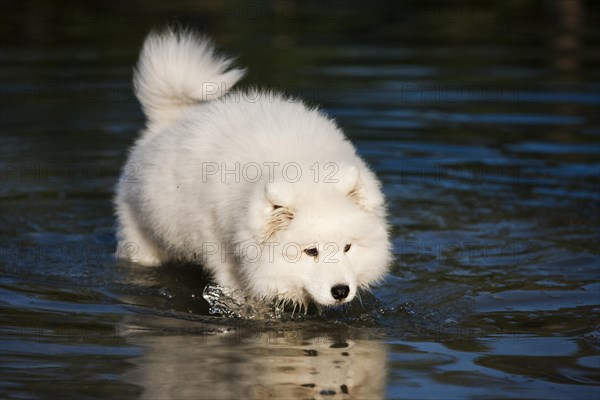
xmin=115 ymin=29 xmax=391 ymax=308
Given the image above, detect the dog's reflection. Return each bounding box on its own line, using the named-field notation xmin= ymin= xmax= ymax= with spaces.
xmin=126 ymin=329 xmax=387 ymax=399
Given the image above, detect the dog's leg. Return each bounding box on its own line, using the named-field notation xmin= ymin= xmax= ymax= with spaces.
xmin=116 ymin=203 xmax=166 ymax=266
xmin=197 ymin=250 xmax=241 ymax=289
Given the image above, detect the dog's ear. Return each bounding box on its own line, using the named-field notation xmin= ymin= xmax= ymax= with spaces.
xmin=340 ymin=165 xmax=385 ymax=215
xmin=260 ymin=183 xmax=294 ymax=244
xmin=338 ymin=165 xmax=362 ymax=204
xmin=265 ymin=183 xmax=287 ymax=210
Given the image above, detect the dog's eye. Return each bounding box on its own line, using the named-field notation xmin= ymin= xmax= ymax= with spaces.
xmin=344 ymin=244 xmax=351 ymax=252
xmin=304 ymin=247 xmax=318 ymax=257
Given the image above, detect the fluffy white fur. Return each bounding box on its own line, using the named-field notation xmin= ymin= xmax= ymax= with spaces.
xmin=115 ymin=29 xmax=391 ymax=307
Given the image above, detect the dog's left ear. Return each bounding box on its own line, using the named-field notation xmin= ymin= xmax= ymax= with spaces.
xmin=260 ymin=183 xmax=294 ymax=244
xmin=339 ymin=165 xmax=385 ymax=215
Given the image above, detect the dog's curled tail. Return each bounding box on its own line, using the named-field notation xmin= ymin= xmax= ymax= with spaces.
xmin=134 ymin=29 xmax=245 ymax=126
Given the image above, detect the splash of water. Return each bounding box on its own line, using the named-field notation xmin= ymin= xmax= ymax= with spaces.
xmin=202 ymin=283 xmax=286 ymax=319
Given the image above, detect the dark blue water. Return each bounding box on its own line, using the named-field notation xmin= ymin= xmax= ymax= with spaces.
xmin=1 ymin=2 xmax=599 ymax=399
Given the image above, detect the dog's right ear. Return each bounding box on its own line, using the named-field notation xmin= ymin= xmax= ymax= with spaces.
xmin=260 ymin=183 xmax=294 ymax=244
xmin=338 ymin=165 xmax=386 ymax=217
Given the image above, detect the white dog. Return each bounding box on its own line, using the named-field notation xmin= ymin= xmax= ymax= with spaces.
xmin=115 ymin=29 xmax=391 ymax=308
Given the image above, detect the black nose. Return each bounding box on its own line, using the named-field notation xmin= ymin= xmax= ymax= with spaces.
xmin=331 ymin=285 xmax=350 ymax=300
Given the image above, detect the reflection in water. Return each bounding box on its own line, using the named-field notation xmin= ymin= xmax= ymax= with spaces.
xmin=126 ymin=329 xmax=387 ymax=400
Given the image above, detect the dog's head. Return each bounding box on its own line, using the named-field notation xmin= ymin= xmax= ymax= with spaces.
xmin=240 ymin=164 xmax=391 ymax=308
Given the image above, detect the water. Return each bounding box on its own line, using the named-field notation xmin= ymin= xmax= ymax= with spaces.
xmin=1 ymin=1 xmax=599 ymax=399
